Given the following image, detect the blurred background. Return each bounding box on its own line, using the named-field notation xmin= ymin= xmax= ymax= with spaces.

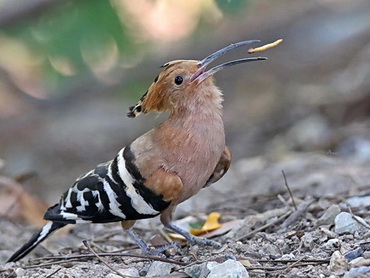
xmin=1 ymin=0 xmax=370 ymax=213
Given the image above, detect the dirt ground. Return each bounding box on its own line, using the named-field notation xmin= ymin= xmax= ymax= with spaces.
xmin=2 ymin=152 xmax=370 ymax=277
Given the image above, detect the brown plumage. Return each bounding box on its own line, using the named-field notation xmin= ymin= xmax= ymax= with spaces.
xmin=7 ymin=40 xmax=267 ymax=262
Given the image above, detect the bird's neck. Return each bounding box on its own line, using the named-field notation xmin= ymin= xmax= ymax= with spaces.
xmin=154 ymin=87 xmax=225 ymax=158
xmin=167 ymin=85 xmax=224 ymax=127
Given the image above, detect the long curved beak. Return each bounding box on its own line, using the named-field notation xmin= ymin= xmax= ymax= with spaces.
xmin=190 ymin=40 xmax=267 ymax=84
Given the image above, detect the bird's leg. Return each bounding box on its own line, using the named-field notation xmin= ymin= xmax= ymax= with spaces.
xmin=166 ymin=222 xmax=222 ymax=249
xmin=125 ymin=228 xmax=178 ymax=256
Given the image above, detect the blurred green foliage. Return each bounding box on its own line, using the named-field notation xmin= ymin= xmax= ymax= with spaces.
xmin=4 ymin=0 xmax=134 ymax=96
xmin=215 ymin=0 xmax=249 ymax=14
xmin=1 ymin=0 xmax=250 ymax=99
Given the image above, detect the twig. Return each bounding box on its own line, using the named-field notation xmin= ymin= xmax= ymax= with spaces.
xmin=281 ymin=199 xmax=314 ymax=229
xmin=175 ymin=260 xmax=207 ymax=271
xmin=45 ymin=267 xmax=62 ymax=278
xmin=83 ymin=240 xmax=126 ymax=278
xmin=256 ymin=258 xmax=330 ymax=264
xmin=30 ymin=251 xmax=188 ymax=266
xmin=236 ymin=210 xmax=292 ymax=241
xmin=277 ymin=256 xmax=306 ymax=278
xmin=158 ymin=228 xmax=173 ymax=243
xmin=22 ymin=258 xmax=84 ymax=269
xmin=246 ymin=262 xmax=326 ymax=272
xmin=282 ymin=170 xmax=297 ymax=211
xmin=348 ymin=204 xmax=370 ymax=229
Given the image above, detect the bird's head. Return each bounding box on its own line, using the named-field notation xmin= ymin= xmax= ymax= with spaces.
xmin=127 ymin=40 xmax=267 ymax=118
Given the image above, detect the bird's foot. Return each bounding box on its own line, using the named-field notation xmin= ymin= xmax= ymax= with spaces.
xmin=166 ymin=222 xmax=222 ymax=249
xmin=187 ymin=235 xmax=222 ymax=249
xmin=125 ymin=228 xmax=179 ymax=257
xmin=144 ymin=242 xmax=180 ymax=257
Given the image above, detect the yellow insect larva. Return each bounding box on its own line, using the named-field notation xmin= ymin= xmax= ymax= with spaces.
xmin=248 ymin=39 xmax=283 ymax=54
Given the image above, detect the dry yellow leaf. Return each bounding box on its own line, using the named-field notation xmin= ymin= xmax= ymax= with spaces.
xmin=190 ymin=212 xmax=222 ymax=235
xmin=239 ymin=259 xmax=252 ymax=267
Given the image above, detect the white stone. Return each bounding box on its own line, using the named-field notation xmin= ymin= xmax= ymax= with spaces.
xmin=334 ymin=212 xmax=366 ymax=235
xmin=207 ymin=259 xmax=249 ymax=278
xmin=146 ymin=261 xmax=175 ymax=277
xmin=317 ymin=204 xmax=341 ymax=225
xmin=106 ymin=268 xmax=139 ymax=278
xmin=346 ymin=196 xmax=370 ymax=208
xmin=185 ymin=260 xmax=248 ymax=278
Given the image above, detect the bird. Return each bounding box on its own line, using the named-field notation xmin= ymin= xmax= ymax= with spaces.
xmin=7 ymin=40 xmax=267 ymax=262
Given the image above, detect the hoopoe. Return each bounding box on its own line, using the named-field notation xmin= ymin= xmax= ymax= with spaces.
xmin=7 ymin=40 xmax=267 ymax=262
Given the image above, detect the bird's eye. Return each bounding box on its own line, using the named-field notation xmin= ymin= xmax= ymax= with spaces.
xmin=174 ymin=76 xmax=183 ymax=85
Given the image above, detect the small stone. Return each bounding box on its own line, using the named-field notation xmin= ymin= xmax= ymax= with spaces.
xmin=323 ymin=238 xmax=340 ymax=249
xmin=107 ymin=270 xmax=139 ymax=278
xmin=344 ymin=266 xmax=370 ymax=278
xmin=281 ymin=253 xmax=296 ymax=260
xmin=320 ymin=227 xmax=338 ymax=239
xmin=349 ymin=257 xmax=370 ymax=267
xmin=363 ymin=251 xmax=370 ymax=259
xmin=185 ymin=262 xmax=210 ymax=278
xmin=301 ymin=233 xmax=315 ymax=248
xmin=106 ymin=274 xmax=121 ymax=278
xmin=146 ymin=261 xmax=175 ymax=277
xmin=15 ymin=268 xmax=25 ymax=276
xmin=119 ymin=268 xmax=140 ymax=276
xmin=139 ymin=264 xmax=150 ymax=276
xmin=185 ymin=260 xmax=248 ymax=278
xmin=346 ymin=196 xmax=370 ymax=208
xmin=329 ymin=250 xmax=349 ymax=274
xmin=182 ymin=256 xmax=191 ymax=263
xmin=317 ymin=204 xmax=341 ymax=225
xmin=165 ymin=247 xmax=178 ymax=256
xmin=334 ymin=212 xmax=366 ymax=235
xmin=207 ymin=259 xmax=249 ymax=278
xmin=344 ymin=247 xmax=364 ymax=262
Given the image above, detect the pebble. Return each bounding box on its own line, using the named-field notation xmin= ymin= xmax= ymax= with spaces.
xmin=350 ymin=257 xmax=370 ymax=267
xmin=281 ymin=253 xmax=296 ymax=260
xmin=363 ymin=251 xmax=370 ymax=259
xmin=329 ymin=250 xmax=349 ymax=274
xmin=334 ymin=212 xmax=366 ymax=235
xmin=317 ymin=204 xmax=341 ymax=225
xmin=146 ymin=261 xmax=175 ymax=277
xmin=301 ymin=233 xmax=315 ymax=248
xmin=346 ymin=196 xmax=370 ymax=208
xmin=15 ymin=268 xmax=25 ymax=277
xmin=185 ymin=259 xmax=249 ymax=278
xmin=323 ymin=238 xmax=340 ymax=249
xmin=185 ymin=262 xmax=211 ymax=278
xmin=344 ymin=247 xmax=364 ymax=262
xmin=106 ymin=268 xmax=139 ymax=278
xmin=344 ymin=266 xmax=370 ymax=278
xmin=105 ymin=274 xmax=120 ymax=278
xmin=182 ymin=256 xmax=191 ymax=263
xmin=121 ymin=268 xmax=140 ymax=276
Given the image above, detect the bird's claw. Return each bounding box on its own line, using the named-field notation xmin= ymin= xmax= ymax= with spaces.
xmin=144 ymin=242 xmax=180 ymax=257
xmin=188 ymin=236 xmax=222 ymax=249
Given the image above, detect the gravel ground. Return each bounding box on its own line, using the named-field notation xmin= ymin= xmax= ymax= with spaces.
xmin=2 ymin=152 xmax=370 ymax=277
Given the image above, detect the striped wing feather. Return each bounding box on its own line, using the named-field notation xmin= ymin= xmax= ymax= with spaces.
xmin=44 ymin=145 xmax=173 ymax=224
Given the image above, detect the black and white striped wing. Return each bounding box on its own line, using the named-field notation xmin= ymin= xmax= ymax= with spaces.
xmin=44 ymin=146 xmax=170 ymax=224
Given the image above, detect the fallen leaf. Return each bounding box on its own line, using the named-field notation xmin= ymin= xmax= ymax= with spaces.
xmin=190 ymin=212 xmax=222 ymax=235
xmin=0 ymin=176 xmax=49 ymax=227
xmin=239 ymin=259 xmax=252 ymax=267
xmin=201 ymin=219 xmax=243 ymax=238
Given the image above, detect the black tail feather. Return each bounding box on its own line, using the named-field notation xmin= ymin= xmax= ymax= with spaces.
xmin=7 ymin=221 xmax=66 ymax=262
